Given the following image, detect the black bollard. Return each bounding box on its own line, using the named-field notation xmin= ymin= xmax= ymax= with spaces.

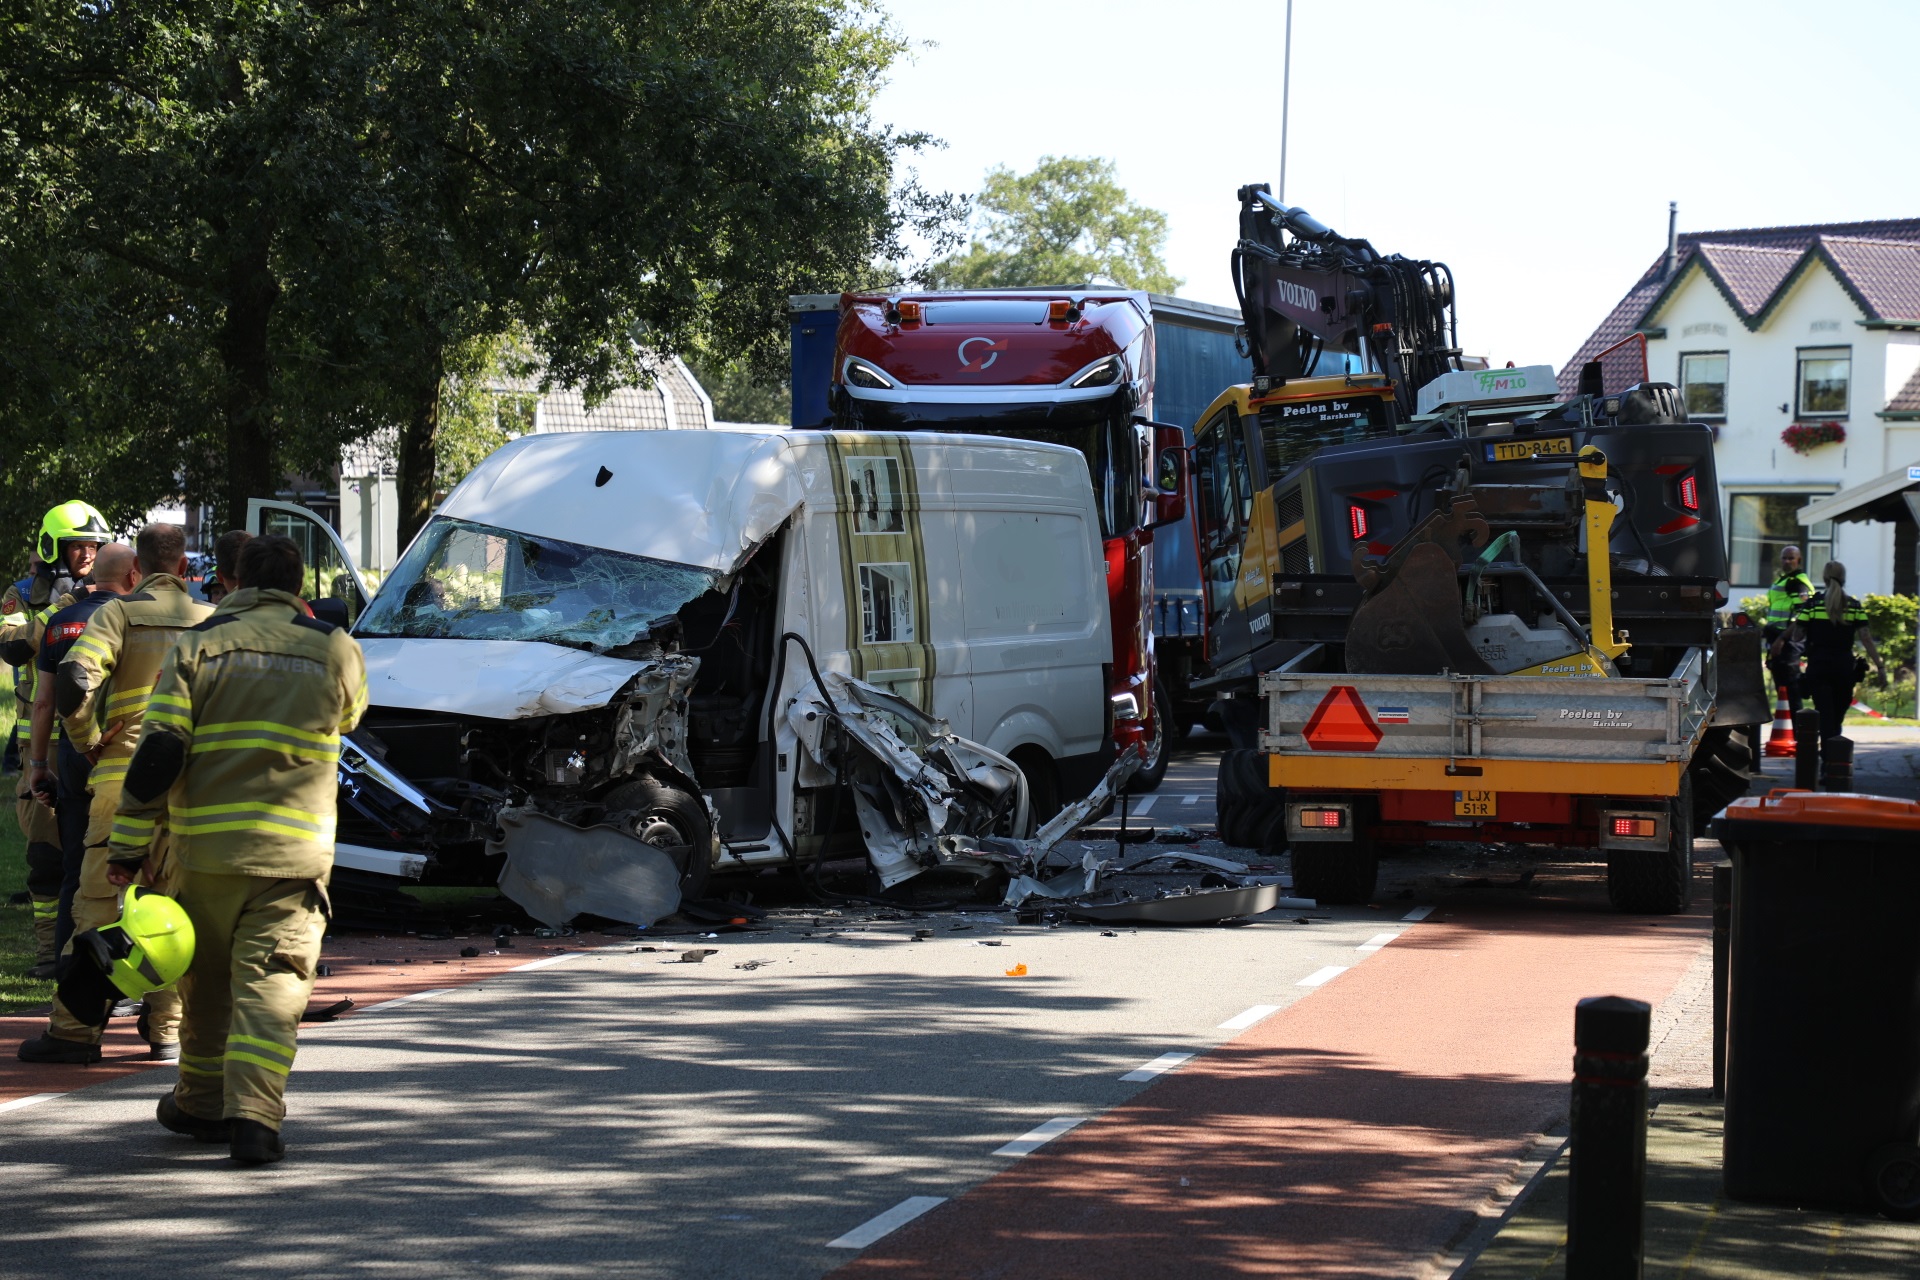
xmin=1820 ymin=735 xmax=1854 ymax=792
xmin=1568 ymin=995 xmax=1651 ymax=1279
xmin=1792 ymin=710 xmax=1821 ymax=791
xmin=1712 ymin=862 xmax=1732 ymax=1099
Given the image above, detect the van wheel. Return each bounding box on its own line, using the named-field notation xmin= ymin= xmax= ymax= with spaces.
xmin=604 ymin=777 xmax=712 ymax=900
xmin=1009 ymin=747 xmax=1061 ymax=833
xmin=1606 ymin=776 xmax=1693 ymax=914
xmin=1292 ymin=836 xmax=1379 ymax=905
xmin=1128 ymin=682 xmax=1175 ymax=794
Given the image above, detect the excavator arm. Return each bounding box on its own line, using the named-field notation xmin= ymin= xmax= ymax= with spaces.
xmin=1232 ymin=184 xmax=1462 ymax=418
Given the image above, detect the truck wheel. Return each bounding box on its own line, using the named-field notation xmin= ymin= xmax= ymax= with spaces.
xmin=1292 ymin=836 xmax=1379 ymax=905
xmin=1128 ymin=681 xmax=1175 ymax=794
xmin=1216 ymin=750 xmax=1282 ymax=847
xmin=1606 ymin=776 xmax=1693 ymax=914
xmin=604 ymin=777 xmax=713 ymax=901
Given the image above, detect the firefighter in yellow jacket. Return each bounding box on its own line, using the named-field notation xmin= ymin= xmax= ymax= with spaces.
xmin=106 ymin=535 xmax=366 ymax=1166
xmin=3 ymin=567 xmax=63 ymax=976
xmin=39 ymin=524 xmax=210 ymax=1057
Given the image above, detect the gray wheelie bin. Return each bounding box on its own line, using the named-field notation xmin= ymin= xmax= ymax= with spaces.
xmin=1712 ymin=788 xmax=1920 ymax=1218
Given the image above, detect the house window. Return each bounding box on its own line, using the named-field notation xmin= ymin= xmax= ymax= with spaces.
xmin=858 ymin=562 xmax=915 ymax=644
xmin=1728 ymin=492 xmax=1833 ymax=586
xmin=1678 ymin=352 xmax=1727 ymax=418
xmin=1796 ymin=347 xmax=1850 ymax=417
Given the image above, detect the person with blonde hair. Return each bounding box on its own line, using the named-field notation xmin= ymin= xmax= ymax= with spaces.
xmin=1790 ymin=561 xmax=1886 ymax=740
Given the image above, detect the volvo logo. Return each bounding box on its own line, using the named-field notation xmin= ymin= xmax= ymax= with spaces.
xmin=1273 ymin=281 xmax=1320 ymax=313
xmin=957 ymin=336 xmax=1007 ymax=372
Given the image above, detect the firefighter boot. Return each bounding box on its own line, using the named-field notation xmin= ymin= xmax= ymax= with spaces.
xmin=230 ymin=1119 xmax=285 ymax=1166
xmin=157 ymin=1092 xmax=231 ymax=1143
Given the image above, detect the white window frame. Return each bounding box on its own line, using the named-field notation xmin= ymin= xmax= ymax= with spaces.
xmin=1678 ymin=350 xmax=1728 ymax=420
xmin=1795 ymin=346 xmax=1851 ymax=419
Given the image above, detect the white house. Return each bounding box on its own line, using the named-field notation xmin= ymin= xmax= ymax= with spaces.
xmin=1564 ymin=217 xmax=1920 ymax=598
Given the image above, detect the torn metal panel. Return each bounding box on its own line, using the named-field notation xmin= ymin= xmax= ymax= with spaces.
xmin=1063 ymin=883 xmax=1282 ymax=925
xmin=606 ymin=653 xmax=703 ymax=783
xmin=491 ymin=807 xmax=683 ymax=930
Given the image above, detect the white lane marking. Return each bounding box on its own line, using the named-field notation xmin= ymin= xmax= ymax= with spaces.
xmin=1356 ymin=932 xmax=1399 ymax=953
xmin=358 ymin=988 xmax=457 ymax=1013
xmin=1182 ymin=793 xmax=1199 ymax=806
xmin=992 ymin=1115 xmax=1090 ymax=1157
xmin=1403 ymin=905 xmax=1434 ymax=922
xmin=827 ymin=1196 xmax=948 ymax=1249
xmin=1297 ymin=965 xmax=1348 ymax=988
xmin=1121 ymin=1051 xmax=1194 ymax=1082
xmin=1125 ymin=794 xmax=1158 ymax=817
xmin=0 ymin=1093 xmax=63 ymax=1116
xmin=513 ymin=952 xmax=590 ymax=972
xmin=1218 ymin=1004 xmax=1282 ymax=1030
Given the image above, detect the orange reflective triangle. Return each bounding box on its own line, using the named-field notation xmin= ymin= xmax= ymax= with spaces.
xmin=1302 ymin=685 xmax=1382 ymax=752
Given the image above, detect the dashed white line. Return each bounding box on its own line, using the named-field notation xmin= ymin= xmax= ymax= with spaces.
xmin=1121 ymin=1051 xmax=1195 ymax=1082
xmin=358 ymin=988 xmax=457 ymax=1013
xmin=1403 ymin=905 xmax=1435 ymax=922
xmin=0 ymin=1093 xmax=63 ymax=1116
xmin=1356 ymin=932 xmax=1399 ymax=953
xmin=513 ymin=952 xmax=590 ymax=972
xmin=992 ymin=1116 xmax=1090 ymax=1157
xmin=827 ymin=1196 xmax=948 ymax=1249
xmin=1297 ymin=965 xmax=1349 ymax=988
xmin=1125 ymin=794 xmax=1158 ymax=817
xmin=1181 ymin=793 xmax=1200 ymax=806
xmin=1218 ymin=1004 xmax=1282 ymax=1030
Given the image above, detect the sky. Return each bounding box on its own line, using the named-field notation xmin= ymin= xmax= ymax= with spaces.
xmin=867 ymin=0 xmax=1920 ymax=371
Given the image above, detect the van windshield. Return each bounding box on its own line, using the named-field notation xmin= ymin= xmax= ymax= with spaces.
xmin=356 ymin=517 xmax=722 ymax=652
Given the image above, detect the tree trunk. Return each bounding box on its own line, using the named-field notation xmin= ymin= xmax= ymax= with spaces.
xmin=216 ymin=225 xmax=280 ymax=531
xmin=396 ymin=347 xmax=445 ymax=550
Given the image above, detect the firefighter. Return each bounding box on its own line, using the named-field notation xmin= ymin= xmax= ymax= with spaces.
xmin=1790 ymin=560 xmax=1886 ymax=741
xmin=203 ymin=529 xmax=252 ymax=606
xmin=3 ymin=563 xmax=62 ymax=977
xmin=107 ymin=535 xmax=366 ymax=1165
xmin=1763 ymin=545 xmax=1815 ymax=712
xmin=18 ymin=527 xmax=209 ymax=1063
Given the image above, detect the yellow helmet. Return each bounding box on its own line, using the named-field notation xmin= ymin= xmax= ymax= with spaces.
xmin=38 ymin=500 xmax=111 ymax=562
xmin=76 ymin=886 xmax=197 ymax=999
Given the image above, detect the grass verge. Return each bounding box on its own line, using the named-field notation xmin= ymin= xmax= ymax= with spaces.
xmin=0 ymin=768 xmax=55 ymax=1014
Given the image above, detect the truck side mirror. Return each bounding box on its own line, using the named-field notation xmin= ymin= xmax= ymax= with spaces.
xmin=1149 ymin=423 xmax=1188 ymax=528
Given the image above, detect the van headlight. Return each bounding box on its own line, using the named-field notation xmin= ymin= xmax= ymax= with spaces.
xmin=1109 ymin=692 xmax=1142 ymax=720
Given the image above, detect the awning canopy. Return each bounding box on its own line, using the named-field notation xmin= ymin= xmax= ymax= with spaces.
xmin=1798 ymin=462 xmax=1920 ymax=525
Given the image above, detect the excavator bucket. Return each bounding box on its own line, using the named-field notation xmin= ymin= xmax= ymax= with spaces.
xmin=1345 ymin=496 xmax=1493 ymax=676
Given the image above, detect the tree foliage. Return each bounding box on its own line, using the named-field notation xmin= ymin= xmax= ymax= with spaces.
xmin=928 ymin=157 xmax=1181 ymax=294
xmin=0 ymin=0 xmax=960 ymax=558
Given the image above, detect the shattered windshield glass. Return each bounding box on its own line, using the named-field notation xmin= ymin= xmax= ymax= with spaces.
xmin=356 ymin=517 xmax=721 ymax=652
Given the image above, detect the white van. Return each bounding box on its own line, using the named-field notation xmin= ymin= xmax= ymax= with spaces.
xmin=257 ymin=428 xmax=1116 ymax=914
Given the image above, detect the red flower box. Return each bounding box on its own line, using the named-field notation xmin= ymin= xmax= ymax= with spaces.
xmin=1781 ymin=422 xmax=1845 ymax=454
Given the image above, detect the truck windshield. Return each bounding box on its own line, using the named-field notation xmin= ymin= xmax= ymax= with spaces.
xmin=1259 ymin=395 xmax=1395 ymax=478
xmin=356 ymin=517 xmax=722 ymax=652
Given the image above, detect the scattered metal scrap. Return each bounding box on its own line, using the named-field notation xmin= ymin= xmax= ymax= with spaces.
xmin=1003 ymin=845 xmax=1315 ymax=924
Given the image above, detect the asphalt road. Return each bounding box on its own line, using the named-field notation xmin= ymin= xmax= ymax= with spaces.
xmin=1 ymin=727 xmax=1909 ymax=1278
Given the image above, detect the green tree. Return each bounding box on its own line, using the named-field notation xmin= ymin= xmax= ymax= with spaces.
xmin=928 ymin=157 xmax=1181 ymax=293
xmin=685 ymin=356 xmax=791 ymax=425
xmin=0 ymin=1 xmax=961 ymax=545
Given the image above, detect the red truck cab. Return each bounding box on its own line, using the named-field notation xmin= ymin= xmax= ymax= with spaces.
xmin=824 ymin=289 xmax=1185 ymax=790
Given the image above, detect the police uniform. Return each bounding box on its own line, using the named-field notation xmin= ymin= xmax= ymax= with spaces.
xmin=42 ymin=573 xmax=210 ymax=1051
xmin=3 ymin=586 xmax=78 ymax=972
xmin=1763 ymin=569 xmax=1814 ymax=711
xmin=110 ymin=587 xmax=365 ymax=1133
xmin=3 ymin=584 xmax=62 ymax=971
xmin=1793 ymin=593 xmax=1871 ymax=740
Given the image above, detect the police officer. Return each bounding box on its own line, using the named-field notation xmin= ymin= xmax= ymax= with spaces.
xmin=1791 ymin=560 xmax=1886 ymax=741
xmin=15 ymin=544 xmax=136 ymax=1060
xmin=3 ymin=562 xmax=62 ymax=976
xmin=18 ymin=526 xmax=210 ymax=1064
xmin=108 ymin=535 xmax=366 ymax=1166
xmin=1763 ymin=545 xmax=1815 ymax=712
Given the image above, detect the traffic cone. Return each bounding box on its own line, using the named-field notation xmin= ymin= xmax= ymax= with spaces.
xmin=1763 ymin=693 xmax=1797 ymax=758
xmin=1850 ymin=699 xmax=1886 ymax=720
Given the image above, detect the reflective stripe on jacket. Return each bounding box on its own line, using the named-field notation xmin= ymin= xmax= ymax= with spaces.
xmin=60 ymin=575 xmax=212 ymax=776
xmin=111 ymin=587 xmax=368 ymax=879
xmin=1764 ymin=572 xmax=1814 ymax=627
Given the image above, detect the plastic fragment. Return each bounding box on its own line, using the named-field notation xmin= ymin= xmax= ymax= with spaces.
xmin=679 ymin=949 xmax=718 ymax=963
xmin=459 ymin=946 xmax=480 ymax=958
xmin=1004 ymin=963 xmax=1028 ymax=976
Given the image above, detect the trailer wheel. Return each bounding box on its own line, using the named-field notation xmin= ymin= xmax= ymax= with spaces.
xmin=604 ymin=777 xmax=713 ymax=900
xmin=1606 ymin=775 xmax=1693 ymax=914
xmin=1291 ymin=835 xmax=1379 ymax=906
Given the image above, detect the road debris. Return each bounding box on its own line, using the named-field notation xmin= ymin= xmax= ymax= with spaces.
xmin=1004 ymin=964 xmax=1028 ymax=976
xmin=679 ymin=949 xmax=717 ymax=963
